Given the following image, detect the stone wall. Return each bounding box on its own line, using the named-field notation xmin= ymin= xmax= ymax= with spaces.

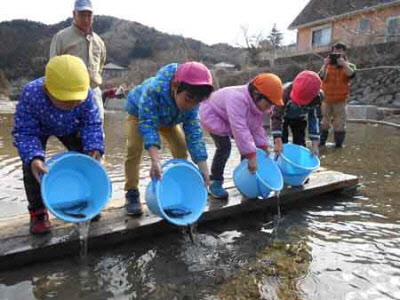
xmin=349 ymin=68 xmax=400 ymax=107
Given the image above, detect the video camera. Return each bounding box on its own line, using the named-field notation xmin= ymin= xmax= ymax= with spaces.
xmin=329 ymin=53 xmax=341 ymax=65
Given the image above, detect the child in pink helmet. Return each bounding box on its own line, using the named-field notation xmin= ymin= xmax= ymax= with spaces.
xmin=271 ymin=70 xmax=324 ymax=157
xmin=124 ymin=62 xmax=214 ymax=215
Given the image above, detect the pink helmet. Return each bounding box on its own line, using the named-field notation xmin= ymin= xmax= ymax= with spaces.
xmin=174 ymin=62 xmax=213 ymax=87
xmin=290 ymin=71 xmax=322 ymax=106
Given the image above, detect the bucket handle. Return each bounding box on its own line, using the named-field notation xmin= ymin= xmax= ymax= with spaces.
xmin=257 ymin=151 xmax=272 ymax=199
xmin=161 ymin=159 xmax=203 ymax=179
xmin=162 ymin=158 xmax=190 ymax=169
xmin=256 ymin=176 xmax=269 ymax=199
xmin=151 ymin=177 xmax=159 ymax=195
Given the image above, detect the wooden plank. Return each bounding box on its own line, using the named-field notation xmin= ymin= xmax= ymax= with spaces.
xmin=0 ymin=170 xmax=358 ymax=270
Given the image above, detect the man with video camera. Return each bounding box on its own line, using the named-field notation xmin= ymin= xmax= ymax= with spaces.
xmin=318 ymin=42 xmax=356 ymax=148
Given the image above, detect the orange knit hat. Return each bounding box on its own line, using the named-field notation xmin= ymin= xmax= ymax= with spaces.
xmin=251 ymin=73 xmax=284 ymax=106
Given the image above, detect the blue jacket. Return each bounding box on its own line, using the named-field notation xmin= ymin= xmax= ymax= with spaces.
xmin=125 ymin=63 xmax=207 ymax=163
xmin=271 ymin=82 xmax=323 ymax=141
xmin=12 ymin=78 xmax=104 ymax=165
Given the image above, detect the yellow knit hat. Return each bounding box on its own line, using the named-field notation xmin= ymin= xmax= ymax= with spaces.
xmin=45 ymin=55 xmax=90 ymax=101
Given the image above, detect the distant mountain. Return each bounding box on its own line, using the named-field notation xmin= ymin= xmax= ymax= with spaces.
xmin=0 ymin=16 xmax=246 ymax=80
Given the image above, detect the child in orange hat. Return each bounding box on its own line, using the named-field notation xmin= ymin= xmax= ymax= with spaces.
xmin=199 ymin=73 xmax=284 ymax=199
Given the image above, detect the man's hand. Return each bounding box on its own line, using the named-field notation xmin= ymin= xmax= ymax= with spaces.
xmin=31 ymin=158 xmax=48 ymax=183
xmin=337 ymin=57 xmax=347 ymax=67
xmin=311 ymin=141 xmax=320 ymax=157
xmin=89 ymin=150 xmax=102 ymax=161
xmin=274 ymin=137 xmax=283 ymax=157
xmin=323 ymin=56 xmax=330 ymax=66
xmin=197 ymin=160 xmax=210 ymax=187
xmin=248 ymin=156 xmax=257 ymax=173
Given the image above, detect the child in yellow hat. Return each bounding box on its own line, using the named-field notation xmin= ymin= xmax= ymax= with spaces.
xmin=12 ymin=54 xmax=104 ymax=234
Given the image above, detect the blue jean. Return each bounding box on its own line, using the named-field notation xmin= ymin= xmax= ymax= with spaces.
xmin=210 ymin=134 xmax=231 ymax=181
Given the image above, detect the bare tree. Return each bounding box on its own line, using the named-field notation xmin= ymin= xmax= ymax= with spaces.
xmin=240 ymin=25 xmax=266 ymax=65
xmin=127 ymin=59 xmax=161 ymax=86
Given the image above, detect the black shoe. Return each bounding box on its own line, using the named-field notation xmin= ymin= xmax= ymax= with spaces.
xmin=320 ymin=130 xmax=329 ymax=146
xmin=334 ymin=131 xmax=346 ymax=148
xmin=91 ymin=214 xmax=102 ymax=222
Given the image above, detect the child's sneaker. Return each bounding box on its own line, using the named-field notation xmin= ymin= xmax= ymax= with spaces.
xmin=209 ymin=180 xmax=229 ymax=199
xmin=30 ymin=208 xmax=51 ymax=234
xmin=126 ymin=189 xmax=143 ymax=216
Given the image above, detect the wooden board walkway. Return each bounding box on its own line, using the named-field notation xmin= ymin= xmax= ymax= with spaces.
xmin=0 ymin=168 xmax=358 ymax=270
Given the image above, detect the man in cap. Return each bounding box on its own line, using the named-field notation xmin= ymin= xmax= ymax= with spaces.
xmin=318 ymin=42 xmax=356 ymax=148
xmin=12 ymin=55 xmax=104 ymax=234
xmin=50 ymin=0 xmax=106 ymax=124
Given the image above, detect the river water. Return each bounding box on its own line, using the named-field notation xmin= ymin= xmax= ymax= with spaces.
xmin=0 ymin=112 xmax=399 ymax=300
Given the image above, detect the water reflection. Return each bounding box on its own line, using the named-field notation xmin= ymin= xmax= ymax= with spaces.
xmin=0 ymin=113 xmax=400 ymax=299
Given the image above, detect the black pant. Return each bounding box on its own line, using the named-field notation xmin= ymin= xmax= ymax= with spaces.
xmin=23 ymin=133 xmax=83 ymax=212
xmin=210 ymin=134 xmax=231 ymax=181
xmin=282 ymin=118 xmax=307 ymax=146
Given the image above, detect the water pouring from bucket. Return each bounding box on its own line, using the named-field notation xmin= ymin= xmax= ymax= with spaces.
xmin=233 ymin=149 xmax=283 ymax=199
xmin=41 ymin=152 xmax=112 ymax=223
xmin=275 ymin=143 xmax=320 ymax=186
xmin=145 ymin=159 xmax=208 ymax=226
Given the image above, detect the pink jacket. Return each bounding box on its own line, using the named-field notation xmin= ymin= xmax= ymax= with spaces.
xmin=199 ymin=84 xmax=270 ymax=157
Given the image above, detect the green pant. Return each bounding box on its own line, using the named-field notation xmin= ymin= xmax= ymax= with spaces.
xmin=321 ymin=101 xmax=347 ymax=132
xmin=124 ymin=114 xmax=188 ymax=190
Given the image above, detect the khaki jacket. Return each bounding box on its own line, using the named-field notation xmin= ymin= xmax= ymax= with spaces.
xmin=50 ymin=23 xmax=106 ymax=88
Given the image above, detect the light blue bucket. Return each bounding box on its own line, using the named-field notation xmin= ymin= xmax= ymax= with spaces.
xmin=276 ymin=143 xmax=320 ymax=186
xmin=233 ymin=149 xmax=283 ymax=199
xmin=41 ymin=151 xmax=112 ymax=223
xmin=145 ymin=159 xmax=207 ymax=226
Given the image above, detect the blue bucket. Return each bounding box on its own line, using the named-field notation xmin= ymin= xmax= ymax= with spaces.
xmin=145 ymin=159 xmax=207 ymax=226
xmin=276 ymin=143 xmax=320 ymax=186
xmin=41 ymin=152 xmax=112 ymax=223
xmin=233 ymin=149 xmax=283 ymax=199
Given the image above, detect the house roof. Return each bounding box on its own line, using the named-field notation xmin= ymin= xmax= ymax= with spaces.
xmin=289 ymin=0 xmax=400 ymax=29
xmin=103 ymin=63 xmax=127 ymax=70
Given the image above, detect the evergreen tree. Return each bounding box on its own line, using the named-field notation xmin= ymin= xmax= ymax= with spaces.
xmin=267 ymin=24 xmax=284 ymax=49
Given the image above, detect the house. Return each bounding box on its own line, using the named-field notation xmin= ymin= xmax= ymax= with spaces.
xmin=289 ymin=0 xmax=400 ymax=54
xmin=102 ymin=63 xmax=129 ymax=81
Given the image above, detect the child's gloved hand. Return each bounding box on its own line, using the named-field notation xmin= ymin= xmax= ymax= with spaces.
xmin=150 ymin=159 xmax=162 ymax=180
xmin=197 ymin=161 xmax=210 ymax=187
xmin=274 ymin=137 xmax=283 ymax=156
xmin=31 ymin=158 xmax=48 ymax=183
xmin=248 ymin=156 xmax=257 ymax=173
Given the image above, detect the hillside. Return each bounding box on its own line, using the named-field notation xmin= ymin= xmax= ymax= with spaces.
xmin=0 ymin=16 xmax=246 ymax=81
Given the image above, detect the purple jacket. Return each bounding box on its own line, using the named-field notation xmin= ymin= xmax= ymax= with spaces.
xmin=199 ymin=84 xmax=269 ymax=157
